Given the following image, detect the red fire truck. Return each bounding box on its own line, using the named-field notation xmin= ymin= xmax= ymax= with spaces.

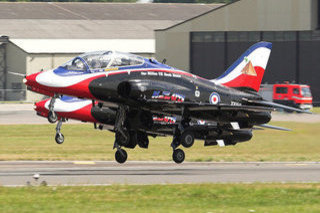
xmin=259 ymin=82 xmax=313 ymax=111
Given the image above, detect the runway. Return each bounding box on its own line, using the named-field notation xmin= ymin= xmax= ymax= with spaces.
xmin=0 ymin=161 xmax=319 ymax=186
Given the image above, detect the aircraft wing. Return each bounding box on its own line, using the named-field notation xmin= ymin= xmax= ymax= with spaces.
xmin=143 ymin=99 xmax=275 ymax=114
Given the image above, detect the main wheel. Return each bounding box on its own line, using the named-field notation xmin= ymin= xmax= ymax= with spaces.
xmin=180 ymin=131 xmax=194 ymax=148
xmin=115 ymin=149 xmax=128 ymax=164
xmin=172 ymin=148 xmax=185 ymax=164
xmin=48 ymin=111 xmax=58 ymax=123
xmin=55 ymin=133 xmax=64 ymax=144
xmin=115 ymin=131 xmax=130 ymax=147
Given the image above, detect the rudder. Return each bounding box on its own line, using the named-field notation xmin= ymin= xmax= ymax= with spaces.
xmin=213 ymin=42 xmax=272 ymax=92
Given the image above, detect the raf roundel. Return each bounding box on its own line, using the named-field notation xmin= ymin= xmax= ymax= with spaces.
xmin=209 ymin=92 xmax=220 ymax=105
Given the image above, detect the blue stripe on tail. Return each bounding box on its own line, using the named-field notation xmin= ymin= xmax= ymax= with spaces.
xmin=216 ymin=42 xmax=272 ymax=80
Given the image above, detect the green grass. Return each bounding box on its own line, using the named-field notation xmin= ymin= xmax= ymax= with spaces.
xmin=0 ymin=122 xmax=319 ymax=161
xmin=0 ymin=183 xmax=319 ymax=212
xmin=311 ymin=107 xmax=320 ymax=114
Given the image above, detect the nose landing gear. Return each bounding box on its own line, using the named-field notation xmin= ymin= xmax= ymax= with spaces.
xmin=55 ymin=132 xmax=64 ymax=144
xmin=55 ymin=118 xmax=65 ymax=144
xmin=48 ymin=111 xmax=58 ymax=123
xmin=48 ymin=94 xmax=60 ymax=123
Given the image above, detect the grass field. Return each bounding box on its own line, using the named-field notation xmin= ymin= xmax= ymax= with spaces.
xmin=0 ymin=121 xmax=319 ymax=162
xmin=0 ymin=183 xmax=319 ymax=212
xmin=311 ymin=107 xmax=320 ymax=114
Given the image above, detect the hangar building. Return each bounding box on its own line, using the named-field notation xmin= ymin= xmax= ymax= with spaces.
xmin=0 ymin=2 xmax=221 ymax=101
xmin=156 ymin=0 xmax=320 ymax=104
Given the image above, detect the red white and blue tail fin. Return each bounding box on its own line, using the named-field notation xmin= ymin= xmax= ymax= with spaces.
xmin=213 ymin=42 xmax=272 ymax=92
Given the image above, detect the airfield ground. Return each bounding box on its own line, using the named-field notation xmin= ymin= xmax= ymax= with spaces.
xmin=0 ymin=183 xmax=319 ymax=212
xmin=0 ymin=121 xmax=319 ymax=162
xmin=0 ymin=106 xmax=319 ymax=212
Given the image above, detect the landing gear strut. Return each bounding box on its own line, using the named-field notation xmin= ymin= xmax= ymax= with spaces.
xmin=113 ymin=105 xmax=129 ymax=164
xmin=48 ymin=94 xmax=60 ymax=123
xmin=170 ymin=107 xmax=194 ymax=164
xmin=55 ymin=118 xmax=65 ymax=144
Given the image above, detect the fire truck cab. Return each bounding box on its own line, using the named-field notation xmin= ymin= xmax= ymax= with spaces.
xmin=259 ymin=83 xmax=313 ymax=111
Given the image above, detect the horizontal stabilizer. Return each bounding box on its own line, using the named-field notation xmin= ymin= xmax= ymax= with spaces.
xmin=258 ymin=124 xmax=291 ymax=131
xmin=245 ymin=99 xmax=312 ymax=114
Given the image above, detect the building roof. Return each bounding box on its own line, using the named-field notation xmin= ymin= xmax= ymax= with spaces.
xmin=0 ymin=20 xmax=178 ymax=39
xmin=0 ymin=2 xmax=221 ymax=20
xmin=0 ymin=2 xmax=222 ymax=39
xmin=10 ymin=39 xmax=154 ymax=54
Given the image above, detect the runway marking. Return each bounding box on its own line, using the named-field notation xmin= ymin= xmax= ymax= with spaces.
xmin=73 ymin=161 xmax=96 ymax=165
xmin=285 ymin=164 xmax=308 ymax=166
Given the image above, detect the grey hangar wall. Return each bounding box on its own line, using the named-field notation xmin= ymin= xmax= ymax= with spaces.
xmin=190 ymin=31 xmax=320 ymax=103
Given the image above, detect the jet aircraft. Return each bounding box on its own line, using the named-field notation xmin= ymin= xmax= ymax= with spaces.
xmin=35 ymin=96 xmax=257 ymax=154
xmin=24 ymin=42 xmax=307 ymax=164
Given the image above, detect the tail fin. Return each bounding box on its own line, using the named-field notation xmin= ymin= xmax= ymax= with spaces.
xmin=213 ymin=42 xmax=272 ymax=92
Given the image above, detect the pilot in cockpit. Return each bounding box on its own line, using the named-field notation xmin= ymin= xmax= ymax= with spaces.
xmin=72 ymin=58 xmax=85 ymax=71
xmin=61 ymin=51 xmax=145 ymax=72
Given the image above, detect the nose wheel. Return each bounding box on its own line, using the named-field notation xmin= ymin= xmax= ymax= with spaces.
xmin=55 ymin=133 xmax=64 ymax=144
xmin=48 ymin=111 xmax=58 ymax=123
xmin=55 ymin=118 xmax=65 ymax=144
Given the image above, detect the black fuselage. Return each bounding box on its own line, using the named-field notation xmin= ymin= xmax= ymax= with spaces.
xmin=88 ymin=69 xmax=269 ymax=126
xmin=88 ymin=70 xmax=258 ymax=106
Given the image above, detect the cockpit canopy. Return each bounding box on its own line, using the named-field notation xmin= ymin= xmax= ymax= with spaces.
xmin=61 ymin=51 xmax=145 ymax=72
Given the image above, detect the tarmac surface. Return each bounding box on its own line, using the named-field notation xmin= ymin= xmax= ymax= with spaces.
xmin=1 ymin=105 xmax=319 ymax=186
xmin=0 ymin=161 xmax=319 ymax=186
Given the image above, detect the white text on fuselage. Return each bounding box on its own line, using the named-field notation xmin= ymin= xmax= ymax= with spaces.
xmin=141 ymin=72 xmax=181 ymax=78
xmin=231 ymin=101 xmax=242 ymax=106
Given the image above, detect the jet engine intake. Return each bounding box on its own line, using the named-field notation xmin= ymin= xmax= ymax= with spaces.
xmin=117 ymin=81 xmax=132 ymax=98
xmin=117 ymin=80 xmax=148 ymax=100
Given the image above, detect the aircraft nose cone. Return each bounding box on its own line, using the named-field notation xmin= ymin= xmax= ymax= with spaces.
xmin=24 ymin=72 xmax=39 ymax=87
xmin=34 ymin=100 xmax=45 ymax=111
xmin=34 ymin=99 xmax=49 ymax=117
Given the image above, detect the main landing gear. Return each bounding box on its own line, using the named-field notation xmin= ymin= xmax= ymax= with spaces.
xmin=113 ymin=105 xmax=130 ymax=164
xmin=111 ymin=105 xmax=195 ymax=164
xmin=172 ymin=149 xmax=185 ymax=164
xmin=170 ymin=108 xmax=195 ymax=164
xmin=55 ymin=118 xmax=66 ymax=144
xmin=48 ymin=94 xmax=60 ymax=123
